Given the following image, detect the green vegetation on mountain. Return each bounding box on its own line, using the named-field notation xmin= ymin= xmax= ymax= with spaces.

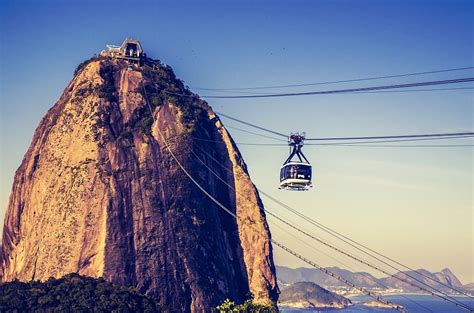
xmin=0 ymin=273 xmax=165 ymax=312
xmin=140 ymin=58 xmax=207 ymax=131
xmin=216 ymin=298 xmax=277 ymax=312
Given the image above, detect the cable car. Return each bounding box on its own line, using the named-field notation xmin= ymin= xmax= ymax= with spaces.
xmin=279 ymin=133 xmax=312 ymax=191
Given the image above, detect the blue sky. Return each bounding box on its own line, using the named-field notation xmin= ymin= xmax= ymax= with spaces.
xmin=0 ymin=0 xmax=473 ymax=282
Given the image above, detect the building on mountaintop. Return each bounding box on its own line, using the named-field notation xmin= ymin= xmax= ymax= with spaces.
xmin=103 ymin=39 xmax=145 ymax=65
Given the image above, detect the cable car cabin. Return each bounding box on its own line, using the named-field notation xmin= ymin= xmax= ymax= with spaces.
xmin=279 ymin=132 xmax=313 ymax=191
xmin=280 ymin=162 xmax=312 ymax=191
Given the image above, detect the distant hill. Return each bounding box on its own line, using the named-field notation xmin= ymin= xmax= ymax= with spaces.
xmin=278 ymin=281 xmax=351 ymax=309
xmin=0 ymin=273 xmax=165 ymax=312
xmin=276 ymin=266 xmax=469 ymax=293
xmin=380 ymin=268 xmax=465 ymax=292
xmin=464 ymin=283 xmax=474 ymax=291
xmin=276 ymin=266 xmax=380 ymax=288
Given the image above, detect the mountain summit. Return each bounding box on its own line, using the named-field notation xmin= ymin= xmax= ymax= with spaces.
xmin=0 ymin=41 xmax=278 ymax=311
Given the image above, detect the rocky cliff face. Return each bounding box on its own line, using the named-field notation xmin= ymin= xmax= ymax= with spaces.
xmin=0 ymin=56 xmax=278 ymax=312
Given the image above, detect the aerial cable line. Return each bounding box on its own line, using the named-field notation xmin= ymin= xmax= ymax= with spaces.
xmin=265 ymin=216 xmax=435 ymax=312
xmin=299 ymin=135 xmax=474 ymax=145
xmin=216 ymin=111 xmax=474 ymax=141
xmin=343 ymin=86 xmax=474 ymax=94
xmin=189 ymin=134 xmax=474 ymax=146
xmin=189 ymin=144 xmax=421 ymax=291
xmin=188 ymin=142 xmax=472 ymax=311
xmin=271 ymin=241 xmax=407 ymax=312
xmin=144 ymin=87 xmax=471 ymax=308
xmin=267 ymin=215 xmax=381 ymax=279
xmin=191 ymin=142 xmax=474 ymax=302
xmin=191 ymin=139 xmax=474 ymax=147
xmin=206 ymin=86 xmax=470 ymax=96
xmin=315 ymin=144 xmax=474 ymax=147
xmin=168 ymin=77 xmax=474 ymax=99
xmin=304 ymin=136 xmax=474 ymax=146
xmin=190 ymin=135 xmax=474 ymax=146
xmin=202 ymin=86 xmax=474 ymax=95
xmin=258 ymin=190 xmax=474 ymax=300
xmin=256 ymin=202 xmax=433 ymax=313
xmin=188 ymin=144 xmax=361 ymax=271
xmin=225 ymin=125 xmax=287 ymax=142
xmin=305 ymin=132 xmax=474 ymax=141
xmin=181 ymin=144 xmax=406 ymax=312
xmin=141 ymin=88 xmax=407 ymax=312
xmin=191 ymin=133 xmax=473 ymax=297
xmin=235 ymin=143 xmax=474 ymax=147
xmin=193 ymin=66 xmax=474 ymax=91
xmin=216 ymin=112 xmax=288 ymax=138
xmin=196 ymin=139 xmax=469 ymax=309
xmin=264 ymin=206 xmax=472 ymax=310
xmin=268 ymin=217 xmax=361 ymax=273
xmin=195 ymin=88 xmax=270 ymax=95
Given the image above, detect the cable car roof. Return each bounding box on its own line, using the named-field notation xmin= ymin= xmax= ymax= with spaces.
xmin=280 ymin=161 xmax=311 ymax=168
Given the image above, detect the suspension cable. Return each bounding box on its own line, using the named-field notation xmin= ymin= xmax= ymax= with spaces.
xmin=189 ymin=142 xmax=473 ymax=311
xmin=215 ymin=111 xmax=474 ymax=142
xmin=188 ymin=144 xmax=433 ymax=312
xmin=259 ymin=191 xmax=474 ymax=300
xmin=189 ymin=135 xmax=474 ymax=147
xmin=161 ymin=139 xmax=407 ymax=311
xmin=305 ymin=133 xmax=474 ymax=141
xmin=264 ymin=208 xmax=472 ymax=310
xmin=191 ymin=140 xmax=471 ymax=310
xmin=141 ymin=87 xmax=408 ymax=312
xmin=202 ymin=87 xmax=474 ymax=95
xmin=192 ymin=66 xmax=474 ymax=91
xmin=178 ymin=84 xmax=474 ymax=298
xmin=225 ymin=125 xmax=287 ymax=142
xmin=167 ymin=77 xmax=474 ymax=99
xmin=266 ymin=215 xmax=434 ymax=313
xmin=216 ymin=112 xmax=287 ymax=138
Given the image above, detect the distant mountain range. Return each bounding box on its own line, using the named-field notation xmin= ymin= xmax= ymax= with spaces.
xmin=380 ymin=268 xmax=464 ymax=292
xmin=276 ymin=266 xmax=472 ymax=293
xmin=464 ymin=283 xmax=474 ymax=291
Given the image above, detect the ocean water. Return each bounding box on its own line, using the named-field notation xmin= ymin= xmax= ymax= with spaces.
xmin=279 ymin=295 xmax=474 ymax=313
